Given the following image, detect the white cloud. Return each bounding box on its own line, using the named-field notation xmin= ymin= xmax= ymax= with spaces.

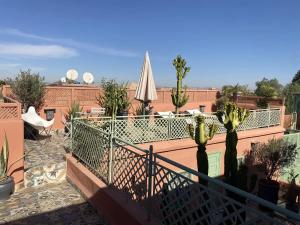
xmin=0 ymin=63 xmax=21 ymax=68
xmin=0 ymin=28 xmax=139 ymax=57
xmin=0 ymin=43 xmax=78 ymax=58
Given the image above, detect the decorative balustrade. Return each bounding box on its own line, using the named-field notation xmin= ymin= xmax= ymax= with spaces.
xmin=71 ymin=119 xmax=300 ymax=224
xmin=0 ymin=96 xmax=21 ymax=120
xmin=79 ymin=108 xmax=282 ymax=144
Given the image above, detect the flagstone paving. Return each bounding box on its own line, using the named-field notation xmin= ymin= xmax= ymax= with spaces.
xmin=0 ymin=180 xmax=107 ymax=225
xmin=0 ymin=132 xmax=108 ymax=225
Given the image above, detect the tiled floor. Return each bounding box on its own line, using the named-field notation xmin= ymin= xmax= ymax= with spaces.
xmin=0 ymin=180 xmax=107 ymax=225
xmin=0 ymin=132 xmax=108 ymax=225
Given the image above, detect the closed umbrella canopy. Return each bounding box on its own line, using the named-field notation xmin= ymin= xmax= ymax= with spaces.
xmin=135 ymin=51 xmax=158 ymax=102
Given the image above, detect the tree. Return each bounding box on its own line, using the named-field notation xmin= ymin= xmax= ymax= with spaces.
xmin=283 ymin=82 xmax=300 ymax=113
xmin=292 ymin=70 xmax=300 ymax=84
xmin=254 ymin=77 xmax=283 ymax=98
xmin=11 ymin=70 xmax=46 ymax=112
xmin=221 ymin=84 xmax=253 ymax=97
xmin=171 ymin=55 xmax=190 ymax=114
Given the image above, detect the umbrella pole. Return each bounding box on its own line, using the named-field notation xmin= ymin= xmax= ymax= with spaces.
xmin=143 ymin=102 xmax=146 ymax=119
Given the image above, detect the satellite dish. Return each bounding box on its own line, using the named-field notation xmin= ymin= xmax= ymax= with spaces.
xmin=60 ymin=77 xmax=66 ymax=83
xmin=66 ymin=69 xmax=78 ymax=80
xmin=83 ymin=72 xmax=94 ymax=84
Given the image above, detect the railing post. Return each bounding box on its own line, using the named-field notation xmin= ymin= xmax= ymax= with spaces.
xmin=70 ymin=115 xmax=73 ymax=151
xmin=108 ymin=119 xmax=115 ymax=184
xmin=268 ymin=109 xmax=271 ymax=127
xmin=147 ymin=145 xmax=154 ymax=221
xmin=168 ymin=117 xmax=171 ymax=140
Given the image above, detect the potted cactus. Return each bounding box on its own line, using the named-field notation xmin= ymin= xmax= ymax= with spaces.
xmin=216 ymin=102 xmax=249 ymax=186
xmin=188 ymin=115 xmax=218 ymax=185
xmin=0 ymin=135 xmax=14 ymax=200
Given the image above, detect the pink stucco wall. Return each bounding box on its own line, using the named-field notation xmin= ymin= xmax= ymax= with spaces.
xmin=138 ymin=126 xmax=285 ymax=175
xmin=0 ymin=119 xmax=24 ymax=185
xmin=66 ymin=154 xmax=159 ymax=225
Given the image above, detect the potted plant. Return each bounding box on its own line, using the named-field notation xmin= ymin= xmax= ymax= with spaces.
xmin=250 ymin=138 xmax=297 ymax=206
xmin=285 ymin=170 xmax=300 ymax=213
xmin=97 ymin=79 xmax=131 ymax=119
xmin=64 ymin=101 xmax=83 ymax=133
xmin=0 ymin=135 xmax=14 ymax=200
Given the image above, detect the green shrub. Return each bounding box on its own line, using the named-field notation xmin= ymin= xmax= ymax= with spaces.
xmin=11 ymin=70 xmax=46 ymax=112
xmin=65 ymin=101 xmax=83 ymax=122
xmin=97 ymin=79 xmax=131 ymax=118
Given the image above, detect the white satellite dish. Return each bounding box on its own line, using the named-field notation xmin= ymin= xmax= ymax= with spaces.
xmin=60 ymin=77 xmax=66 ymax=83
xmin=83 ymin=72 xmax=94 ymax=84
xmin=66 ymin=69 xmax=78 ymax=80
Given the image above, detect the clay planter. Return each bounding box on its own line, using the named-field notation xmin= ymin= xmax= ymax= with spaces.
xmin=258 ymin=179 xmax=280 ymax=210
xmin=0 ymin=176 xmax=14 ymax=200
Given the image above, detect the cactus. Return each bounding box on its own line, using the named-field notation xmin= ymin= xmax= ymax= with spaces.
xmin=188 ymin=116 xmax=218 ymax=185
xmin=171 ymin=55 xmax=190 ymax=114
xmin=216 ymin=102 xmax=249 ymax=185
xmin=0 ymin=135 xmax=9 ymax=182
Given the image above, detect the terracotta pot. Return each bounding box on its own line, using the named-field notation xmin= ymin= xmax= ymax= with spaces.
xmin=0 ymin=176 xmax=14 ymax=200
xmin=258 ymin=179 xmax=280 ymax=210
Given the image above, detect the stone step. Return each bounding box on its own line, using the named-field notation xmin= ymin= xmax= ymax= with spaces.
xmin=24 ymin=162 xmax=66 ymax=188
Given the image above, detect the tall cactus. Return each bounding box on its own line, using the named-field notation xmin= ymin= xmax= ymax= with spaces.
xmin=0 ymin=135 xmax=9 ymax=182
xmin=171 ymin=55 xmax=190 ymax=114
xmin=188 ymin=116 xmax=218 ymax=185
xmin=216 ymin=102 xmax=249 ymax=185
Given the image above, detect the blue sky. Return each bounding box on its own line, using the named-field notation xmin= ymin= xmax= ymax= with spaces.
xmin=0 ymin=0 xmax=299 ymax=88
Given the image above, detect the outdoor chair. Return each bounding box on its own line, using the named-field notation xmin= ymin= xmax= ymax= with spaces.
xmin=91 ymin=107 xmax=106 ymax=116
xmin=22 ymin=106 xmax=54 ymax=143
xmin=185 ymin=109 xmax=203 ymax=116
xmin=155 ymin=111 xmax=175 ymax=119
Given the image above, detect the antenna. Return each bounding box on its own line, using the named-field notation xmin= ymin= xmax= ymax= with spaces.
xmin=66 ymin=69 xmax=78 ymax=81
xmin=83 ymin=72 xmax=94 ymax=84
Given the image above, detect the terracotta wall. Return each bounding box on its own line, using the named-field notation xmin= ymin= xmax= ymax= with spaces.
xmin=233 ymin=95 xmax=284 ymax=110
xmin=0 ymin=97 xmax=24 ymax=185
xmin=138 ymin=126 xmax=285 ymax=176
xmin=3 ymin=85 xmax=220 ymax=129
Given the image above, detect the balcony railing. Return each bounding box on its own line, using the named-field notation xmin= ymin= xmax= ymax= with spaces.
xmin=76 ymin=108 xmax=282 ymax=144
xmin=71 ymin=119 xmax=300 ymax=224
xmin=0 ymin=96 xmax=21 ymax=120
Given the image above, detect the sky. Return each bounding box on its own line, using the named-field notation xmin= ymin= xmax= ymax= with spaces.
xmin=0 ymin=0 xmax=299 ymax=88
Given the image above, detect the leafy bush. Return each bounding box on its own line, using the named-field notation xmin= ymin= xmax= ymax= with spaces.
xmin=65 ymin=101 xmax=83 ymax=121
xmin=134 ymin=103 xmax=153 ymax=116
xmin=256 ymin=98 xmax=269 ymax=109
xmin=255 ymin=77 xmax=283 ymax=98
xmin=97 ymin=79 xmax=131 ymax=118
xmin=216 ymin=96 xmax=230 ymax=110
xmin=246 ymin=138 xmax=297 ymax=181
xmin=11 ymin=70 xmax=46 ymax=112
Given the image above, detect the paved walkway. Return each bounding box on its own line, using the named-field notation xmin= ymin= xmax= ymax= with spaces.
xmin=0 ymin=132 xmax=108 ymax=225
xmin=0 ymin=180 xmax=107 ymax=225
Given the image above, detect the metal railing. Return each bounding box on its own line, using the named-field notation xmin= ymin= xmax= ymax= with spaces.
xmin=76 ymin=108 xmax=282 ymax=144
xmin=71 ymin=119 xmax=300 ymax=225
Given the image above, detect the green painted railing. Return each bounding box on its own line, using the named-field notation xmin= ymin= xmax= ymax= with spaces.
xmin=71 ymin=119 xmax=300 ymax=224
xmin=76 ymin=108 xmax=281 ymax=144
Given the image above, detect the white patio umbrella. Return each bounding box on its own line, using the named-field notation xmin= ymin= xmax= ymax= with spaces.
xmin=135 ymin=51 xmax=158 ymax=114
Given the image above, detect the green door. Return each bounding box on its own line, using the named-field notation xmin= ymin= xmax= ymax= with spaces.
xmin=208 ymin=152 xmax=221 ymax=177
